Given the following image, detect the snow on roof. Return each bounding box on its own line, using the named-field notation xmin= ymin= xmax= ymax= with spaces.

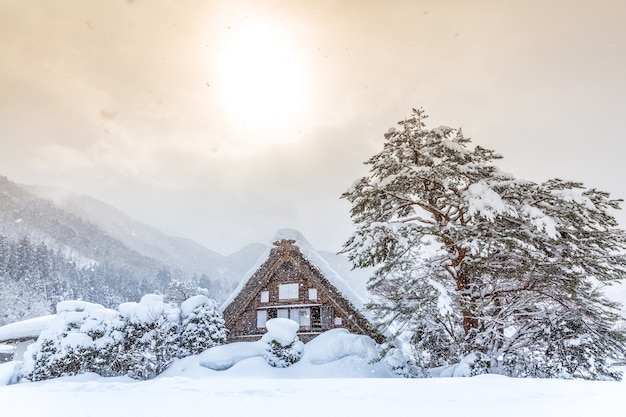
xmin=56 ymin=300 xmax=105 ymax=314
xmin=0 ymin=344 xmax=15 ymax=354
xmin=220 ymin=228 xmax=366 ymax=314
xmin=0 ymin=301 xmax=116 ymax=343
xmin=0 ymin=315 xmax=56 ymax=342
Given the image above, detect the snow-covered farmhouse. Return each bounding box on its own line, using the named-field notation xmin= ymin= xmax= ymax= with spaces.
xmin=221 ymin=230 xmax=382 ymax=343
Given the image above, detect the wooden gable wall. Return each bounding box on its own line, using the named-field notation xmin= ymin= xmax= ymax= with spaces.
xmin=222 ymin=239 xmax=382 ymax=343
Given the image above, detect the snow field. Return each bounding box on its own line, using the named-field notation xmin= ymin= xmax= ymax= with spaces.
xmin=0 ymin=373 xmax=624 ymax=417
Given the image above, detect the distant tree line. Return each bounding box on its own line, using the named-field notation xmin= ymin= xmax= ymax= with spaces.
xmin=0 ymin=234 xmax=232 ymax=326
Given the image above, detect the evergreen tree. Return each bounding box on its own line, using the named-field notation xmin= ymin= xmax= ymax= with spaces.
xmin=20 ymin=302 xmax=123 ymax=381
xmin=116 ymin=295 xmax=180 ymax=380
xmin=177 ymin=295 xmax=227 ymax=357
xmin=261 ymin=318 xmax=304 ymax=368
xmin=342 ymin=108 xmax=626 ymax=379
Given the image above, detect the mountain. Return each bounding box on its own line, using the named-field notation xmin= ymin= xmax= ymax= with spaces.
xmin=1 ymin=174 xmax=370 ymax=306
xmin=0 ymin=175 xmax=160 ymax=276
xmin=25 ymin=184 xmax=224 ymax=277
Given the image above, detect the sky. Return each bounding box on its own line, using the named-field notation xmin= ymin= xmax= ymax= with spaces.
xmin=1 ymin=0 xmax=625 ymax=255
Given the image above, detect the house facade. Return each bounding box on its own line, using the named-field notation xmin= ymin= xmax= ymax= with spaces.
xmin=221 ymin=231 xmax=382 ymax=343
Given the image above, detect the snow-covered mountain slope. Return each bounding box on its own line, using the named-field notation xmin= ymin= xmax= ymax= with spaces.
xmin=0 ymin=175 xmax=160 ymax=274
xmin=2 ymin=175 xmax=370 ymax=304
xmin=26 ymin=184 xmax=224 ymax=277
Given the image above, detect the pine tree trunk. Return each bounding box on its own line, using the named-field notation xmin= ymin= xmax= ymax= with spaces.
xmin=455 ymin=264 xmax=478 ymax=336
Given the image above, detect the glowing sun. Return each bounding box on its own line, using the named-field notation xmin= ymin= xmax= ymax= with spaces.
xmin=216 ymin=22 xmax=308 ymax=130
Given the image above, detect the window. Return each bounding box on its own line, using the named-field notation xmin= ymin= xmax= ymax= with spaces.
xmin=256 ymin=310 xmax=267 ymax=328
xmin=296 ymin=308 xmax=310 ymax=326
xmin=308 ymin=288 xmax=317 ymax=301
xmin=260 ymin=291 xmax=269 ymax=303
xmin=278 ymin=283 xmax=299 ymax=300
xmin=311 ymin=307 xmax=321 ymax=328
xmin=321 ymin=306 xmax=334 ymax=329
xmin=276 ymin=308 xmax=310 ymax=326
xmin=334 ymin=317 xmax=343 ymax=326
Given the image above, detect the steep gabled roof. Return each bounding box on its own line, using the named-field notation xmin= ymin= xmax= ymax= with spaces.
xmin=221 ymin=229 xmax=365 ymax=311
xmin=221 ymin=229 xmax=381 ymax=342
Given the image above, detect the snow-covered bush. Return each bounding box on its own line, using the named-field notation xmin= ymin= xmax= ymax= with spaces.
xmin=177 ymin=295 xmax=226 ymax=358
xmin=261 ymin=318 xmax=304 ymax=368
xmin=19 ymin=294 xmax=228 ymax=382
xmin=382 ymin=347 xmax=421 ymax=378
xmin=117 ymin=295 xmax=180 ymax=380
xmin=502 ymin=320 xmax=622 ymax=380
xmin=20 ymin=301 xmax=123 ymax=382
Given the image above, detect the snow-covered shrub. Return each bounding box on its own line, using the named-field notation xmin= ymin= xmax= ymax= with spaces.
xmin=502 ymin=349 xmax=549 ymax=378
xmin=438 ymin=352 xmax=491 ymax=378
xmin=502 ymin=335 xmax=622 ymax=381
xmin=20 ymin=301 xmax=123 ymax=382
xmin=19 ymin=293 xmax=228 ymax=382
xmin=466 ymin=352 xmax=490 ymax=376
xmin=177 ymin=295 xmax=226 ymax=357
xmin=261 ymin=318 xmax=303 ymax=368
xmin=383 ymin=347 xmax=421 ymax=378
xmin=117 ymin=295 xmax=180 ymax=380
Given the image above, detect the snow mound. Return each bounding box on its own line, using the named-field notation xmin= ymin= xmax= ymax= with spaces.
xmin=180 ymin=295 xmax=216 ymax=317
xmin=0 ymin=361 xmax=21 ymax=385
xmin=303 ymin=329 xmax=378 ymax=364
xmin=198 ymin=341 xmax=267 ymax=371
xmin=194 ymin=328 xmax=393 ymax=377
xmin=56 ymin=300 xmax=105 ymax=314
xmin=261 ymin=318 xmax=299 ymax=346
xmin=438 ymin=352 xmax=487 ymax=377
xmin=119 ymin=294 xmax=179 ymax=324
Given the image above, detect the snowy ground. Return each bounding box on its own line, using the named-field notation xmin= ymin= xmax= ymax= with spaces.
xmin=0 ymin=371 xmax=624 ymax=417
xmin=1 ymin=332 xmax=624 ymax=417
xmin=1 ymin=314 xmax=624 ymax=416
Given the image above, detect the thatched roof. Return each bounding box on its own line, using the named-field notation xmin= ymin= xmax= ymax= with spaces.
xmin=221 ymin=229 xmax=382 ymax=342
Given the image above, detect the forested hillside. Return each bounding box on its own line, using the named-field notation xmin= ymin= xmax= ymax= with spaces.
xmin=0 ymin=175 xmax=370 ymax=327
xmin=0 ymin=176 xmax=239 ymax=325
xmin=0 ymin=233 xmax=166 ymax=325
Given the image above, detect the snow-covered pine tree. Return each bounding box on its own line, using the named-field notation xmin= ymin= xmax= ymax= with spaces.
xmin=20 ymin=301 xmax=123 ymax=381
xmin=117 ymin=295 xmax=180 ymax=380
xmin=341 ymin=108 xmax=626 ymax=380
xmin=177 ymin=295 xmax=226 ymax=357
xmin=261 ymin=318 xmax=304 ymax=368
